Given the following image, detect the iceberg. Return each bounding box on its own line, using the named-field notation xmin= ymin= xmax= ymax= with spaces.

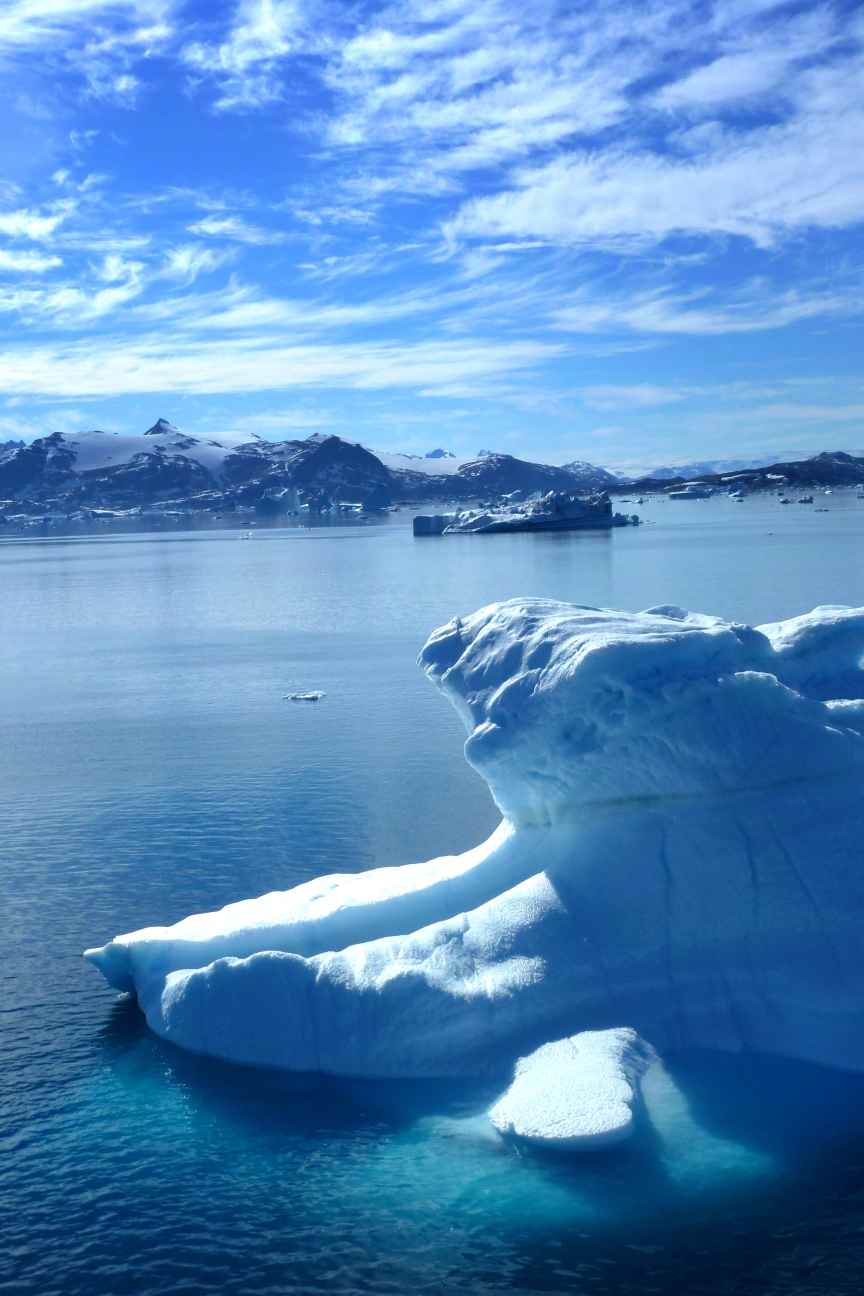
xmin=86 ymin=599 xmax=864 ymax=1088
xmin=417 ymin=490 xmax=636 ymax=534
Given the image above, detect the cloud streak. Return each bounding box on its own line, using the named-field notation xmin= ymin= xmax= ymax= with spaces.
xmin=0 ymin=333 xmax=563 ymax=396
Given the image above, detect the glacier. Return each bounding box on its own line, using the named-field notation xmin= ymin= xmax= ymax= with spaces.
xmin=85 ymin=598 xmax=864 ymax=1106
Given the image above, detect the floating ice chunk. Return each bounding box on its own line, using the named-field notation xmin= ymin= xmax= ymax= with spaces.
xmin=489 ymin=1029 xmax=653 ymax=1149
xmin=85 ymin=599 xmax=864 ymax=1079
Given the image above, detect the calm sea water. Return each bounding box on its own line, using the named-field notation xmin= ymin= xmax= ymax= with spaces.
xmin=5 ymin=493 xmax=864 ymax=1296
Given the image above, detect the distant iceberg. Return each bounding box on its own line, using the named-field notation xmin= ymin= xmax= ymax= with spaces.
xmin=413 ymin=490 xmax=636 ymax=535
xmin=86 ymin=599 xmax=864 ymax=1090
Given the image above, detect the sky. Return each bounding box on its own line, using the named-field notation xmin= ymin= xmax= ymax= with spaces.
xmin=0 ymin=0 xmax=862 ymax=469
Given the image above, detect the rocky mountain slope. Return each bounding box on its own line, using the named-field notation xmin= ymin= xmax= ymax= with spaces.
xmin=560 ymin=459 xmax=623 ymax=487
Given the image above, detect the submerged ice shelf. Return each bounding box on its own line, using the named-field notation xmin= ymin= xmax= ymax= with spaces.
xmin=86 ymin=598 xmax=864 ymax=1143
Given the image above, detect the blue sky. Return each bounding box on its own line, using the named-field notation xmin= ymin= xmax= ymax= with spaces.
xmin=0 ymin=0 xmax=862 ymax=468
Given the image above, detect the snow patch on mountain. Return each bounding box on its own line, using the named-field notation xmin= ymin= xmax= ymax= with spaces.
xmin=49 ymin=426 xmax=258 ymax=478
xmin=372 ymin=449 xmax=477 ymax=477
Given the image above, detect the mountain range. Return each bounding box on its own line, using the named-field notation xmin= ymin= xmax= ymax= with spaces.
xmin=1 ymin=420 xmax=862 ymax=515
xmin=0 ymin=421 xmax=621 ymax=514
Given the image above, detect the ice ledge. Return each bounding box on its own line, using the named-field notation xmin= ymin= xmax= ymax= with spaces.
xmin=489 ymin=1029 xmax=654 ymax=1150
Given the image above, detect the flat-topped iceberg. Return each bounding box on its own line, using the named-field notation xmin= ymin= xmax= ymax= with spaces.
xmin=413 ymin=491 xmax=636 ymax=536
xmin=86 ymin=599 xmax=864 ymax=1087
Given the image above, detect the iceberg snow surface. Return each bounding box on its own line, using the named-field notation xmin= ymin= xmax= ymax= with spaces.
xmin=488 ymin=1029 xmax=654 ymax=1149
xmin=86 ymin=599 xmax=864 ymax=1082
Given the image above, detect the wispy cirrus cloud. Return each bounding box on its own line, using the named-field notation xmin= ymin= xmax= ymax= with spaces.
xmin=0 ymin=206 xmax=72 ymax=239
xmin=0 ymin=332 xmax=563 ymax=396
xmin=0 ymin=0 xmax=165 ymax=48
xmin=0 ymin=248 xmax=61 ymax=272
xmin=0 ymin=0 xmax=862 ymax=462
xmin=550 ymin=268 xmax=864 ymax=335
xmin=445 ymin=68 xmax=864 ymax=250
xmin=187 ymin=214 xmax=285 ymax=244
xmin=0 ymin=0 xmax=175 ymax=103
xmin=158 ymin=243 xmax=233 ymax=282
xmin=176 ymin=0 xmax=864 ymax=255
xmin=580 ymin=384 xmax=685 ymax=411
xmin=182 ymin=0 xmax=310 ymax=110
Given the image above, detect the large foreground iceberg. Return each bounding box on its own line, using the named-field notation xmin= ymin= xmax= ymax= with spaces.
xmin=86 ymin=600 xmax=864 ymax=1084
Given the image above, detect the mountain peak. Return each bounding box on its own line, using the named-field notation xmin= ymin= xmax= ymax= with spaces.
xmin=144 ymin=418 xmax=180 ymax=436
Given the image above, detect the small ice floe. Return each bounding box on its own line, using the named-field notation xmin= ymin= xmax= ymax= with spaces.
xmin=488 ymin=1029 xmax=654 ymax=1151
xmin=282 ymin=690 xmax=326 ymax=701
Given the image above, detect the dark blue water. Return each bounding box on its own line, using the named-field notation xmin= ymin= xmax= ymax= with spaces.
xmin=5 ymin=495 xmax=864 ymax=1295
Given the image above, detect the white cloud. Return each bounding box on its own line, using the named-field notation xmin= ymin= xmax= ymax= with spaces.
xmin=0 ymin=334 xmax=562 ymax=395
xmin=187 ymin=215 xmax=285 ymax=244
xmin=0 ymin=0 xmax=149 ymax=47
xmin=182 ymin=0 xmax=309 ymax=109
xmin=0 ymin=0 xmax=175 ymax=106
xmin=324 ymin=1 xmax=636 ymax=166
xmin=0 ymin=248 xmax=61 ymax=272
xmin=0 ymin=207 xmax=70 ymax=240
xmin=735 ymin=401 xmax=864 ymax=424
xmin=0 ymin=0 xmax=861 ymax=443
xmin=5 ymin=0 xmax=863 ymax=257
xmin=0 ymin=253 xmax=145 ymax=323
xmin=158 ymin=244 xmax=232 ymax=283
xmin=653 ymin=7 xmax=840 ymax=111
xmin=447 ymin=59 xmax=864 ymax=249
xmin=581 ymin=384 xmax=684 ymax=410
xmin=550 ymin=272 xmax=861 ymax=335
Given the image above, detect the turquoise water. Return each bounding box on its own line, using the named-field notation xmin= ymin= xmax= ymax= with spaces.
xmin=5 ymin=494 xmax=864 ymax=1295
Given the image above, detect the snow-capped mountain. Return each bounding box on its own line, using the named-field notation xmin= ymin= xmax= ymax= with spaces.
xmin=0 ymin=422 xmax=619 ymax=512
xmin=9 ymin=419 xmax=858 ymax=514
xmin=0 ymin=420 xmax=253 ymax=495
xmin=607 ymin=455 xmax=803 ymax=482
xmin=0 ymin=422 xmax=392 ymax=510
xmin=433 ymin=453 xmax=602 ymax=498
xmin=621 ymin=451 xmax=864 ymax=491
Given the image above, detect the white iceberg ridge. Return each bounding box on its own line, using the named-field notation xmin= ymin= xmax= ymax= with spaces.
xmin=86 ymin=599 xmax=864 ymax=1135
